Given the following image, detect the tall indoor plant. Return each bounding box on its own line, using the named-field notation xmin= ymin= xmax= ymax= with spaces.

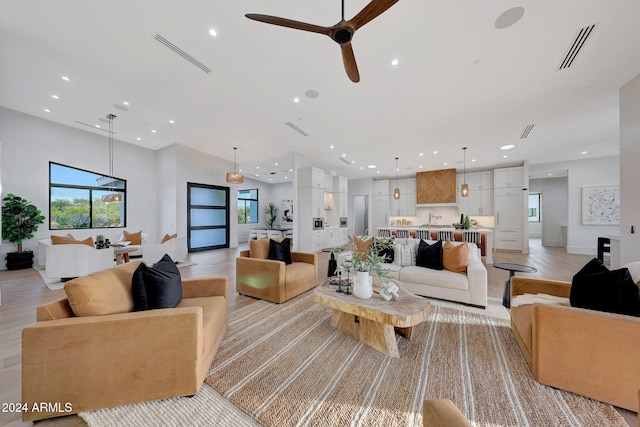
xmin=264 ymin=202 xmax=279 ymax=228
xmin=2 ymin=193 xmax=46 ymax=269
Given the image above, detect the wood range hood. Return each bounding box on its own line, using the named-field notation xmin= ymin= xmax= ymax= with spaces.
xmin=416 ymin=168 xmax=457 ymax=207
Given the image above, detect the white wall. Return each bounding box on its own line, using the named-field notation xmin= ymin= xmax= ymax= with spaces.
xmin=0 ymin=107 xmax=157 ymax=266
xmin=530 ymin=156 xmax=619 ymax=255
xmin=529 ymin=177 xmax=568 ymax=246
xmin=620 ymin=72 xmax=640 ymax=265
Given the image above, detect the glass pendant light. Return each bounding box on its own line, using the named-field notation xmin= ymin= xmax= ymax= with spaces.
xmin=101 ymin=114 xmax=123 ymax=202
xmin=461 ymin=147 xmax=469 ymax=197
xmin=393 ymin=157 xmax=400 ymax=200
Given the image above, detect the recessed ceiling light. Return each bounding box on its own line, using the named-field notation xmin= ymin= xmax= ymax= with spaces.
xmin=151 ymin=129 xmax=157 ymax=133
xmin=444 ymin=162 xmax=448 ymax=166
xmin=169 ymin=120 xmax=175 ymax=124
xmin=419 ymin=165 xmax=423 ymax=169
xmin=256 ymin=166 xmax=260 ymax=169
xmin=51 ymin=94 xmax=59 ymax=99
xmin=61 ymin=76 xmax=70 ymax=81
xmin=368 ymin=165 xmax=376 ymax=169
xmin=433 ymin=150 xmax=438 ymax=154
xmin=209 ymin=28 xmax=217 ymax=37
xmin=472 ymin=159 xmax=476 ymax=162
xmin=391 ymin=58 xmax=399 ymax=66
xmin=376 ymin=170 xmax=380 ymax=174
xmin=293 ymin=97 xmax=300 ymax=103
xmin=500 ymin=144 xmax=515 ymax=150
xmin=330 ymin=145 xmax=334 ymax=149
xmin=351 ymin=160 xmax=355 ymax=164
xmin=95 ymin=125 xmax=100 ymax=128
xmin=581 ymin=151 xmax=588 ymax=154
xmin=342 ymin=154 xmax=347 ymax=157
xmin=284 ymin=176 xmax=288 ymax=180
xmin=44 ymin=108 xmax=51 ymax=113
xmin=548 ymin=173 xmax=553 ymax=176
xmin=136 ymin=137 xmax=142 ymax=141
xmin=123 ymin=101 xmax=130 ymax=106
xmin=503 ymin=155 xmax=508 ymax=158
xmin=419 ymin=153 xmax=424 ymax=156
xmin=360 ymin=166 xmax=364 ymax=170
xmin=289 ymin=168 xmax=293 ymax=172
xmin=275 ymin=162 xmax=279 ymax=166
xmin=495 ymin=6 xmax=525 ymax=29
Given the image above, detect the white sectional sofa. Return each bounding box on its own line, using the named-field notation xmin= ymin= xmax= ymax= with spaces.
xmin=339 ymin=238 xmax=488 ymax=308
xmin=142 ymin=236 xmax=188 ymax=264
xmin=38 ymin=239 xmax=115 ymax=279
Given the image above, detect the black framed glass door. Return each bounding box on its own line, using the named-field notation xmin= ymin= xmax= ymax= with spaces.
xmin=187 ymin=183 xmax=229 ymax=251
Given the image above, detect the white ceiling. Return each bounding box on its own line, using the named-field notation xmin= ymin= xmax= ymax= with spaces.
xmin=1 ymin=1 xmax=639 ymax=183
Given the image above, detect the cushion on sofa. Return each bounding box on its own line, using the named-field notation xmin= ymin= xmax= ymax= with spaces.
xmin=570 ymin=258 xmax=640 ymax=316
xmin=132 ymin=254 xmax=183 ymax=311
xmin=415 ymin=239 xmax=443 ymax=270
xmin=392 ymin=240 xmax=416 ymax=266
xmin=161 ymin=233 xmax=178 ymax=243
xmin=124 ymin=230 xmax=143 ymax=245
xmin=269 ymin=238 xmax=292 ymax=264
xmin=64 ymin=262 xmax=141 ymax=317
xmin=399 ymin=266 xmax=469 ymax=290
xmin=354 ymin=235 xmax=373 ymax=260
xmin=443 ymin=241 xmax=468 ymax=274
xmin=51 ymin=234 xmax=94 ymax=247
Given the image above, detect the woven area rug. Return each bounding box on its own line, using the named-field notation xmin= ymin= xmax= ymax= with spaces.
xmin=205 ymin=293 xmax=627 ymax=427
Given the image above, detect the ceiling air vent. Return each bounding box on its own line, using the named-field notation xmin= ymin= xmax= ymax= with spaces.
xmin=284 ymin=122 xmax=309 ymax=136
xmin=153 ymin=33 xmax=211 ymax=73
xmin=339 ymin=157 xmax=352 ymax=165
xmin=520 ymin=124 xmax=535 ymax=139
xmin=558 ymin=24 xmax=596 ymax=70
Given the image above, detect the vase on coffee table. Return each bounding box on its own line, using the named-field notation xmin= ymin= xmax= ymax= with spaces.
xmin=353 ymin=271 xmax=373 ymax=299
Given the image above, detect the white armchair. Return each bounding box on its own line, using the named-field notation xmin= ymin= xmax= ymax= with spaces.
xmin=38 ymin=239 xmax=115 ymax=279
xmin=142 ymin=236 xmax=187 ymax=264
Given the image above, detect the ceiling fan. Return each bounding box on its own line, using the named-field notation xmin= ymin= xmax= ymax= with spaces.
xmin=246 ymin=0 xmax=400 ymax=83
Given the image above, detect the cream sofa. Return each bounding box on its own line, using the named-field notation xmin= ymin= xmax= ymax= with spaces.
xmin=339 ymin=238 xmax=487 ymax=308
xmin=142 ymin=236 xmax=188 ymax=264
xmin=116 ymin=231 xmax=149 ymax=257
xmin=21 ymin=261 xmax=228 ymax=421
xmin=37 ymin=239 xmax=115 ymax=278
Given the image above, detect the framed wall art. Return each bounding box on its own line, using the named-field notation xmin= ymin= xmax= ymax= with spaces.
xmin=581 ymin=186 xmax=620 ymax=225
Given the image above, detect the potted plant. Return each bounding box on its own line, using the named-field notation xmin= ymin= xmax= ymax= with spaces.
xmin=340 ymin=235 xmax=393 ymax=299
xmin=2 ymin=193 xmax=46 ymax=270
xmin=264 ymin=202 xmax=279 ymax=228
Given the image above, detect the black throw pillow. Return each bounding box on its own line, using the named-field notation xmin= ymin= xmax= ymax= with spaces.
xmin=570 ymin=258 xmax=640 ymax=316
xmin=132 ymin=254 xmax=182 ymax=311
xmin=373 ymin=239 xmax=394 ymax=263
xmin=415 ymin=239 xmax=443 ymax=270
xmin=269 ymin=238 xmax=292 ymax=264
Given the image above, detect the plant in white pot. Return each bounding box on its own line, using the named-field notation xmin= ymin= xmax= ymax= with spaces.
xmin=263 ymin=202 xmax=279 ymax=228
xmin=2 ymin=193 xmax=46 ymax=270
xmin=340 ymin=235 xmax=393 ymax=299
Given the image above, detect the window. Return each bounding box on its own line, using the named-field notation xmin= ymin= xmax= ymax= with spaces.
xmin=49 ymin=162 xmax=126 ymax=229
xmin=528 ymin=193 xmax=541 ymax=222
xmin=238 ymin=189 xmax=258 ymax=224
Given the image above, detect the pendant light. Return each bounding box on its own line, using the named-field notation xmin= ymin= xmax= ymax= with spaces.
xmin=226 ymin=147 xmax=244 ymax=184
xmin=101 ymin=114 xmax=122 ymax=203
xmin=461 ymin=147 xmax=469 ymax=197
xmin=393 ymin=157 xmax=400 ymax=200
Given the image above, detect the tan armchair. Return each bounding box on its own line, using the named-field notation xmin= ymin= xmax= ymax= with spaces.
xmin=236 ymin=238 xmax=318 ymax=303
xmin=22 ymin=262 xmax=228 ymax=421
xmin=510 ymin=276 xmax=640 ymax=411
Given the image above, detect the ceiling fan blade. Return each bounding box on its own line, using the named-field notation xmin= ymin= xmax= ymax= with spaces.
xmin=349 ymin=0 xmax=399 ymax=30
xmin=341 ymin=44 xmax=360 ymax=83
xmin=245 ymin=14 xmax=331 ymax=36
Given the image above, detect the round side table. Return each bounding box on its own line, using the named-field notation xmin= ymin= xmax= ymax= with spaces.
xmin=493 ymin=262 xmax=537 ymax=308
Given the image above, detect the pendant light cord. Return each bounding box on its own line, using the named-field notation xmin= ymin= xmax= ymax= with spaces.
xmin=107 ymin=113 xmax=117 ymax=185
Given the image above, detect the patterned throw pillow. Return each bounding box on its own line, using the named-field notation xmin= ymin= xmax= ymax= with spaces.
xmin=392 ymin=242 xmax=415 ymax=266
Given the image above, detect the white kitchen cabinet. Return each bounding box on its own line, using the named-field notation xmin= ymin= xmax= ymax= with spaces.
xmin=334 ymin=175 xmax=348 ymax=194
xmin=373 ymin=179 xmax=389 ymax=195
xmin=389 ymin=179 xmax=416 ymax=216
xmin=339 ymin=227 xmax=349 ymax=246
xmin=372 ymin=194 xmax=390 ymax=228
xmin=324 ymin=174 xmax=333 ymax=192
xmin=494 ymin=167 xmax=524 ymax=189
xmin=494 ymin=187 xmax=524 ymax=250
xmin=338 ymin=193 xmax=348 ymax=217
xmin=458 ymin=172 xmax=494 ymax=216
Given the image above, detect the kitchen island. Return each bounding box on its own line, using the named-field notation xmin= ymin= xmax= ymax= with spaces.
xmin=376 ymin=227 xmax=493 ymax=264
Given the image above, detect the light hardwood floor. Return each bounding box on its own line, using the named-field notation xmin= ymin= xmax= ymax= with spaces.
xmin=0 ymin=239 xmax=636 ymax=426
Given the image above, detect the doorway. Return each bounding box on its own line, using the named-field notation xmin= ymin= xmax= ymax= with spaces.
xmin=187 ymin=183 xmax=230 ymax=252
xmin=352 ymin=195 xmax=368 ymax=236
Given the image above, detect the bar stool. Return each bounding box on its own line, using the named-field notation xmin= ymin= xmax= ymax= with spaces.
xmin=415 ymin=229 xmax=430 ymax=240
xmin=257 ymin=230 xmax=269 ymax=240
xmin=437 ymin=230 xmax=454 ymax=241
xmin=395 ymin=229 xmax=410 ymax=239
xmin=462 ymin=230 xmax=481 ymax=245
xmin=267 ymin=230 xmax=283 ymax=240
xmin=378 ymin=229 xmax=392 ymax=237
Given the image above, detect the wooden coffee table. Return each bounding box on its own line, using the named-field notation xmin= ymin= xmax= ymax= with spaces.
xmin=114 ymin=247 xmax=136 ymax=264
xmin=314 ymin=279 xmax=431 ymax=358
